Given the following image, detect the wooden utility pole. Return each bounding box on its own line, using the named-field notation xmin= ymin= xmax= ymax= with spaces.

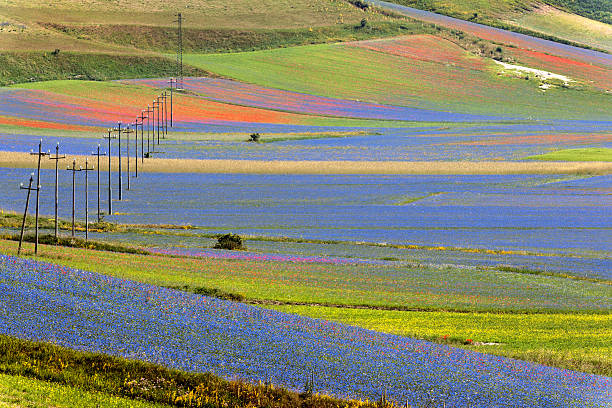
xmin=156 ymin=96 xmax=162 ymax=144
xmin=116 ymin=122 xmax=123 ymax=200
xmin=80 ymin=159 xmax=94 ymax=240
xmin=91 ymin=145 xmax=107 ymax=223
xmin=132 ymin=120 xmax=139 ymax=177
xmin=30 ymin=140 xmax=49 ymax=255
xmin=146 ymin=105 xmax=153 ymax=155
xmin=66 ymin=160 xmax=78 ymax=237
xmin=123 ymin=125 xmax=133 ymax=190
xmin=17 ymin=174 xmax=36 ymax=256
xmin=48 ymin=143 xmax=65 ymax=239
xmin=151 ymin=102 xmax=157 ymax=151
xmin=152 ymin=100 xmax=159 ymax=146
xmin=102 ymin=130 xmax=117 ymax=215
xmin=168 ymin=78 xmax=176 ymax=127
xmin=160 ymin=92 xmax=168 ymax=137
xmin=139 ymin=110 xmax=148 ymax=162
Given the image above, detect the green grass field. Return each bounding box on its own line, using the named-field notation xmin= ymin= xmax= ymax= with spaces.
xmin=2 ymin=239 xmax=608 ymax=314
xmin=525 ymin=147 xmax=612 ymax=162
xmin=0 ymin=52 xmax=208 ymax=86
xmin=0 ymin=335 xmax=373 ymax=408
xmin=183 ymin=41 xmax=612 ymax=120
xmin=270 ymin=305 xmax=611 ymax=375
xmin=0 ymin=373 xmax=170 ymax=408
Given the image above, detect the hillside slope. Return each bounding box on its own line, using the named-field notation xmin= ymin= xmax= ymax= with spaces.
xmin=0 ymin=0 xmax=394 ymax=53
xmin=183 ymin=36 xmax=612 ymax=120
xmin=0 ymin=0 xmax=420 ymax=82
xmin=382 ymin=0 xmax=612 ymax=51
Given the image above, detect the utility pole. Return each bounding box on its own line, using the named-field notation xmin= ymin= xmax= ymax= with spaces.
xmin=48 ymin=143 xmax=65 ymax=239
xmin=17 ymin=174 xmax=36 ymax=256
xmin=30 ymin=140 xmax=49 ymax=255
xmin=123 ymin=125 xmax=133 ymax=190
xmin=91 ymin=145 xmax=107 ymax=223
xmin=146 ymin=105 xmax=153 ymax=155
xmin=168 ymin=78 xmax=176 ymax=127
xmin=139 ymin=110 xmax=147 ymax=162
xmin=80 ymin=159 xmax=94 ymax=240
xmin=116 ymin=122 xmax=123 ymax=200
xmin=156 ymin=97 xmax=162 ymax=144
xmin=175 ymin=13 xmax=183 ymax=89
xmin=132 ymin=120 xmax=139 ymax=177
xmin=66 ymin=160 xmax=78 ymax=237
xmin=151 ymin=102 xmax=157 ymax=151
xmin=152 ymin=99 xmax=159 ymax=146
xmin=157 ymin=94 xmax=164 ymax=140
xmin=160 ymin=91 xmax=168 ymax=137
xmin=103 ymin=130 xmax=116 ymax=215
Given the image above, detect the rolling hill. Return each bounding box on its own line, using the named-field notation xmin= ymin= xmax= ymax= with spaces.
xmin=383 ymin=0 xmax=612 ymax=51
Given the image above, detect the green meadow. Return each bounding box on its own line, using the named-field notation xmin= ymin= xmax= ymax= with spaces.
xmin=526 ymin=148 xmax=612 ymax=162
xmin=183 ymin=43 xmax=612 ymax=120
xmin=270 ymin=305 xmax=612 ymax=375
xmin=1 ymin=239 xmax=609 ymax=314
xmin=0 ymin=373 xmax=170 ymax=408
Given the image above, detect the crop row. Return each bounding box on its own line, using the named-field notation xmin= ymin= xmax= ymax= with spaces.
xmin=0 ymin=82 xmax=423 ymax=135
xmin=127 ymin=77 xmax=489 ymax=122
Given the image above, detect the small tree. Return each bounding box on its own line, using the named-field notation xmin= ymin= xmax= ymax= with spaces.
xmin=213 ymin=233 xmax=243 ymax=250
xmin=249 ymin=133 xmax=261 ymax=142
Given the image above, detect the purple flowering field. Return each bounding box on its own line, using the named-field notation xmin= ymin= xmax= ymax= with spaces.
xmin=1 ymin=255 xmax=610 ymax=407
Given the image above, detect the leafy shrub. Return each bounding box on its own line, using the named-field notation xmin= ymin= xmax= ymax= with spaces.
xmin=348 ymin=0 xmax=369 ymax=11
xmin=213 ymin=233 xmax=243 ymax=250
xmin=249 ymin=132 xmax=261 ymax=142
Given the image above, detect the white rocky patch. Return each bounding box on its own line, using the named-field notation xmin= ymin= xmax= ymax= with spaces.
xmin=494 ymin=60 xmax=573 ymax=91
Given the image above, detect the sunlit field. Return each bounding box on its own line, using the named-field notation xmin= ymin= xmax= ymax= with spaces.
xmin=1 ymin=0 xmax=611 ymax=406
